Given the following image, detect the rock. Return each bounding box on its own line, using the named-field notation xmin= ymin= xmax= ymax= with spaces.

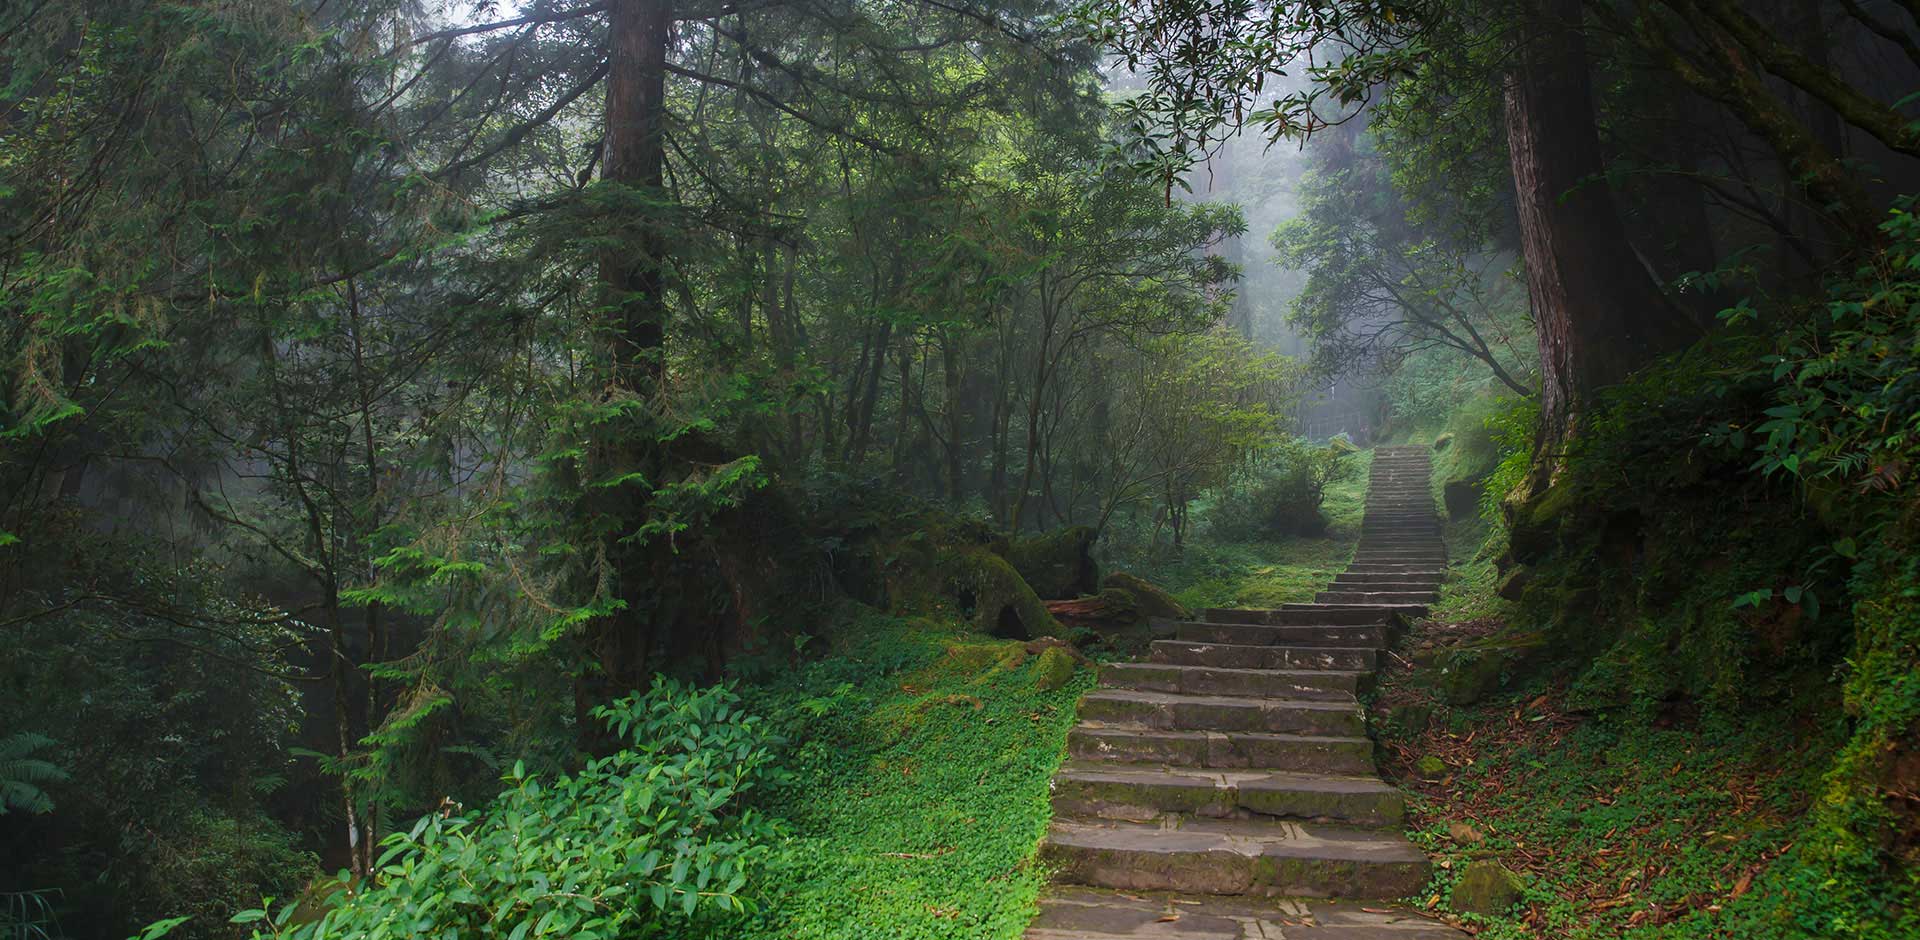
xmin=1432 ymin=433 xmax=1454 ymax=452
xmin=945 ymin=547 xmax=1058 ymax=639
xmin=1387 ymin=703 xmax=1433 ymax=734
xmin=1101 ymin=572 xmax=1190 ymax=621
xmin=1495 ymin=566 xmax=1532 ymax=601
xmin=1507 ymin=481 xmax=1575 ymax=565
xmin=1452 ymin=860 xmax=1525 ymax=915
xmin=999 ymin=526 xmax=1099 ymax=600
xmin=1033 ymin=646 xmax=1077 ymax=692
xmin=1446 ymin=821 xmax=1485 ymax=844
xmin=1421 ymin=636 xmax=1547 ymax=706
xmin=1415 ymin=755 xmax=1448 ymax=778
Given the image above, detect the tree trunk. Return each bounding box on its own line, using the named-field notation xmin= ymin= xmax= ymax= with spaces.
xmin=1505 ymin=0 xmax=1696 ymax=485
xmin=581 ymin=0 xmax=673 ymax=747
xmin=940 ymin=329 xmax=966 ymax=503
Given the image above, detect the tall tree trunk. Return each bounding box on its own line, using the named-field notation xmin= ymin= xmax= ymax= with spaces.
xmin=1505 ymin=0 xmax=1696 ymax=487
xmin=582 ymin=0 xmax=672 ymax=747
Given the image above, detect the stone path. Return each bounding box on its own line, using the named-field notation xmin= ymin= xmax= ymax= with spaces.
xmin=1026 ymin=446 xmax=1463 ymax=939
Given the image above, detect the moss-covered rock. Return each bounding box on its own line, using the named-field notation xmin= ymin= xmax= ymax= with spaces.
xmin=1101 ymin=572 xmax=1189 ymax=621
xmin=1032 ymin=646 xmax=1077 ymax=691
xmin=998 ymin=526 xmax=1098 ymax=600
xmin=1387 ymin=702 xmax=1434 ymax=734
xmin=1452 ymin=860 xmax=1525 ymax=915
xmin=944 ymin=547 xmax=1057 ymax=639
xmin=1508 ymin=480 xmax=1577 ymax=564
xmin=1496 ymin=566 xmax=1533 ymax=601
xmin=1426 ymin=641 xmax=1545 ymax=706
xmin=1415 ymin=755 xmax=1448 ymax=778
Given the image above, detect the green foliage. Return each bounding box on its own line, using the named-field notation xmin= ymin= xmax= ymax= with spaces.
xmin=1432 ymin=203 xmax=1920 ymax=934
xmin=1478 ymin=397 xmax=1537 ymax=522
xmin=238 ymin=679 xmax=779 ymax=940
xmin=0 ymin=733 xmax=66 ymax=816
xmin=1118 ymin=448 xmax=1371 ymax=609
xmin=738 ymin=608 xmax=1087 ymax=940
xmin=1739 ymin=196 xmax=1920 ymax=497
xmin=1204 ymin=437 xmax=1352 ymax=540
xmin=1393 ymin=696 xmax=1850 ymax=939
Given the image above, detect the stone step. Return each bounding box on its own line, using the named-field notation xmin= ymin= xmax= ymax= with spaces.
xmin=1333 ymin=569 xmax=1443 ymax=583
xmin=1067 ymin=726 xmax=1376 ymax=773
xmin=1315 ymin=590 xmax=1439 ymax=605
xmin=1026 ymin=887 xmax=1466 ymax=940
xmin=1050 ymin=763 xmax=1404 ymax=826
xmin=1278 ymin=602 xmax=1428 ymax=620
xmin=1342 ymin=564 xmax=1447 ymax=576
xmin=1204 ymin=606 xmax=1395 ymax=626
xmin=1100 ymin=663 xmax=1368 ymax=701
xmin=1079 ymin=690 xmax=1366 ymax=737
xmin=1355 ymin=541 xmax=1445 ymax=551
xmin=1041 ymin=817 xmax=1432 ymax=899
xmin=1174 ymin=621 xmax=1387 ymax=649
xmin=1329 ymin=578 xmax=1441 ymax=592
xmin=1350 ymin=554 xmax=1447 ymax=565
xmin=1150 ymin=640 xmax=1377 ymax=672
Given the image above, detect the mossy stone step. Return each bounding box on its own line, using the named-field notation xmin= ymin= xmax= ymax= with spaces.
xmin=1204 ymin=606 xmax=1396 ymax=626
xmin=1040 ymin=817 xmax=1431 ymax=899
xmin=1342 ymin=564 xmax=1446 ymax=576
xmin=1329 ymin=580 xmax=1442 ymax=594
xmin=1099 ymin=662 xmax=1367 ymax=701
xmin=1148 ymin=640 xmax=1378 ymax=672
xmin=1078 ymin=689 xmax=1366 ymax=737
xmin=1173 ymin=621 xmax=1388 ymax=649
xmin=1315 ymin=591 xmax=1439 ymax=606
xmin=1027 ymin=888 xmax=1465 ymax=940
xmin=1066 ymin=726 xmax=1375 ymax=773
xmin=1049 ymin=764 xmax=1404 ymax=826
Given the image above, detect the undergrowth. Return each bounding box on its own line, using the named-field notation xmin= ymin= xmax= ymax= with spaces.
xmin=1130 ymin=448 xmax=1371 ymax=608
xmin=1380 ymin=680 xmax=1845 ymax=938
xmin=741 ymin=607 xmax=1088 ymax=940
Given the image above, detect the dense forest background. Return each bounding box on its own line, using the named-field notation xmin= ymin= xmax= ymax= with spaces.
xmin=1 ymin=1 xmax=1916 ymax=938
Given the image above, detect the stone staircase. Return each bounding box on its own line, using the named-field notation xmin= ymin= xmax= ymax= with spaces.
xmin=1025 ymin=446 xmax=1463 ymax=939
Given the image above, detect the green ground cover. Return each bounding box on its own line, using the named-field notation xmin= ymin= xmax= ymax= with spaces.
xmin=742 ymin=607 xmax=1089 ymax=940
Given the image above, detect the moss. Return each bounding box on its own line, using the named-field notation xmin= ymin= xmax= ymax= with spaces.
xmin=944 ymin=547 xmax=1057 ymax=640
xmin=1507 ymin=479 xmax=1577 ymax=564
xmin=1100 ymin=572 xmax=1189 ymax=621
xmin=1451 ymin=860 xmax=1525 ymax=915
xmin=1032 ymin=646 xmax=1077 ymax=692
xmin=997 ymin=526 xmax=1098 ymax=600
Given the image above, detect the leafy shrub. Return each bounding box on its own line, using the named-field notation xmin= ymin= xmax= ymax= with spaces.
xmin=237 ymin=679 xmax=780 ymax=940
xmin=1206 ymin=437 xmax=1350 ymax=540
xmin=1478 ymin=396 xmax=1537 ymax=522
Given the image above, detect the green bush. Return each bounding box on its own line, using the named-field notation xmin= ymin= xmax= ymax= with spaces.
xmin=1205 ymin=438 xmax=1350 ymax=540
xmin=237 ymin=679 xmax=780 ymax=940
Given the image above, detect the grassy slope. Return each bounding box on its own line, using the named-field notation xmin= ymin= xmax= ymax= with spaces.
xmin=1146 ymin=448 xmax=1373 ymax=610
xmin=743 ymin=608 xmax=1089 ymax=940
xmin=1370 ymin=399 xmax=1889 ymax=938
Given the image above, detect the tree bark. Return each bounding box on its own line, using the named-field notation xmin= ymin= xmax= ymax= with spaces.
xmin=1504 ymin=0 xmax=1696 ymax=483
xmin=581 ymin=0 xmax=673 ymax=746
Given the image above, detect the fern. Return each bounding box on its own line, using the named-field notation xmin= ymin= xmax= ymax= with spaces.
xmin=0 ymin=733 xmax=69 ymax=816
